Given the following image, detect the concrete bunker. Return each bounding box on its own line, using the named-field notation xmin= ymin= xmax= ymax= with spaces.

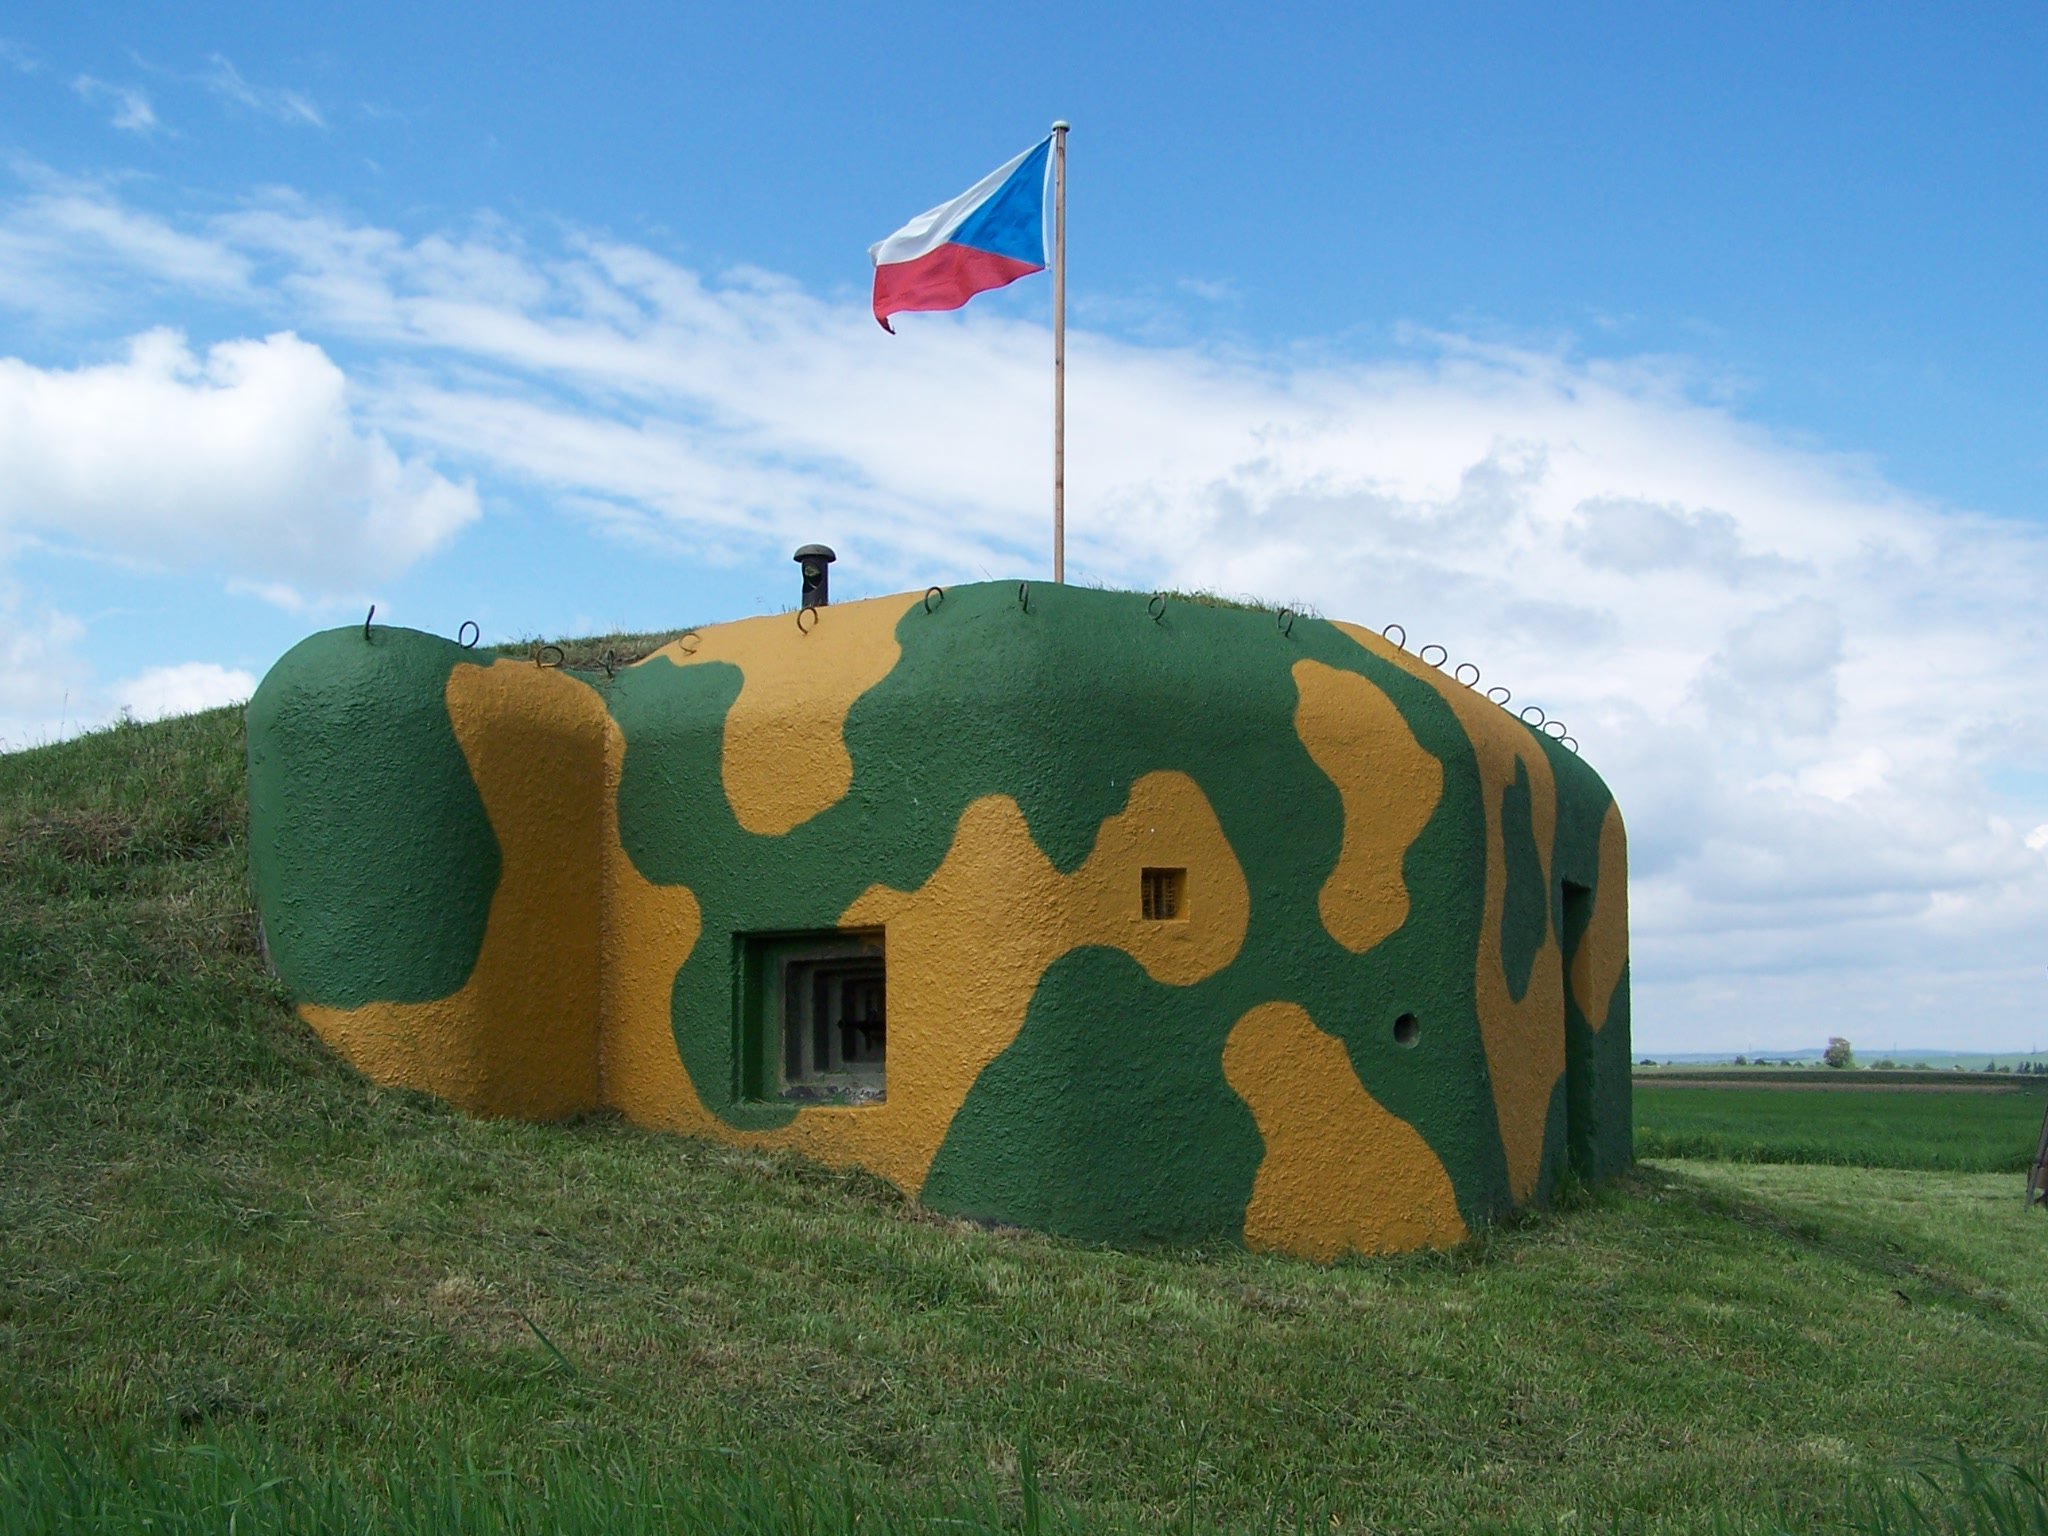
xmin=246 ymin=580 xmax=1632 ymax=1261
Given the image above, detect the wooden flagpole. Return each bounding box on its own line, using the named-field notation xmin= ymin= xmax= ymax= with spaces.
xmin=1052 ymin=120 xmax=1069 ymax=582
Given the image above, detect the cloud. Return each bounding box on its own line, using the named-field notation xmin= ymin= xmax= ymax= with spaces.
xmin=1 ymin=37 xmax=41 ymax=73
xmin=0 ymin=586 xmax=91 ymax=752
xmin=1694 ymin=597 xmax=1844 ymax=737
xmin=0 ymin=172 xmax=252 ymax=317
xmin=0 ymin=589 xmax=254 ymax=748
xmin=1566 ymin=496 xmax=1796 ymax=582
xmin=200 ymin=54 xmax=323 ymax=128
xmin=0 ymin=328 xmax=479 ymax=595
xmin=2 ymin=184 xmax=2046 ymax=1050
xmin=109 ymin=661 xmax=256 ymax=721
xmin=72 ymin=75 xmax=159 ymax=134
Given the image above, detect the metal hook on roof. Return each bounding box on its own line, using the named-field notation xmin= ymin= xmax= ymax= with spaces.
xmin=1277 ymin=607 xmax=1297 ymax=638
xmin=1148 ymin=592 xmax=1168 ymax=624
xmin=1519 ymin=704 xmax=1546 ymax=728
xmin=677 ymin=629 xmax=701 ymax=656
xmin=1420 ymin=644 xmax=1449 ymax=669
xmin=1383 ymin=623 xmax=1406 ymax=650
xmin=1454 ymin=662 xmax=1481 ymax=689
xmin=1017 ymin=581 xmax=1031 ymax=614
xmin=457 ymin=621 xmax=480 ymax=649
xmin=923 ymin=585 xmax=945 ymax=613
xmin=796 ymin=606 xmax=818 ymax=636
xmin=1561 ymin=736 xmax=1580 ymax=754
xmin=1543 ymin=718 xmax=1568 ymax=740
xmin=1486 ymin=685 xmax=1513 ymax=707
xmin=363 ymin=605 xmax=376 ymax=643
xmin=600 ymin=647 xmax=618 ymax=680
xmin=534 ymin=643 xmax=564 ymax=669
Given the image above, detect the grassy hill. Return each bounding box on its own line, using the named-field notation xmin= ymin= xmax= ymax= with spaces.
xmin=3 ymin=707 xmax=2047 ymax=1533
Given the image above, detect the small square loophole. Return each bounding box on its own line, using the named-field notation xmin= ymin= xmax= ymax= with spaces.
xmin=1141 ymin=867 xmax=1186 ymax=921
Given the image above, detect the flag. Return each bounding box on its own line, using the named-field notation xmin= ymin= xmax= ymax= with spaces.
xmin=869 ymin=137 xmax=1052 ymax=332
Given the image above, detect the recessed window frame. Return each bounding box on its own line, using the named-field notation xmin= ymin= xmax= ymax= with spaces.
xmin=734 ymin=928 xmax=887 ymax=1105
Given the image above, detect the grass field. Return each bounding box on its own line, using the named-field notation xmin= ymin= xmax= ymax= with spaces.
xmin=4 ymin=707 xmax=2047 ymax=1533
xmin=1638 ymin=1073 xmax=2048 ymax=1097
xmin=1635 ymin=1082 xmax=2048 ymax=1173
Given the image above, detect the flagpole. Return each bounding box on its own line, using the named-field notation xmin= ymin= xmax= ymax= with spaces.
xmin=1051 ymin=119 xmax=1069 ymax=583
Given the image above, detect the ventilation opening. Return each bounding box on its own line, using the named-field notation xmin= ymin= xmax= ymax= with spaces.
xmin=1141 ymin=867 xmax=1186 ymax=921
xmin=1392 ymin=1012 xmax=1419 ymax=1047
xmin=738 ymin=930 xmax=885 ymax=1105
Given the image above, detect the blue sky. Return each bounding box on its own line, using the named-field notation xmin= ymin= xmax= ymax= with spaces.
xmin=3 ymin=2 xmax=2046 ymax=1051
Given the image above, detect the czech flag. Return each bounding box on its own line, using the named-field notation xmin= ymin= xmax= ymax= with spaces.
xmin=869 ymin=136 xmax=1052 ymax=332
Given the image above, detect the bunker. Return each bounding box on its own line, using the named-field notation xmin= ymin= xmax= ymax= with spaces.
xmin=246 ymin=580 xmax=1631 ymax=1260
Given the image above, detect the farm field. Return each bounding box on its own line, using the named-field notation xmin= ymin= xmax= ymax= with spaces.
xmin=4 ymin=706 xmax=2047 ymax=1533
xmin=1634 ymin=1079 xmax=2048 ymax=1173
xmin=1639 ymin=1065 xmax=2048 ymax=1086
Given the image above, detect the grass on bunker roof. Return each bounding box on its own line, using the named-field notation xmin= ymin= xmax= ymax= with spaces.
xmin=2 ymin=706 xmax=2047 ymax=1534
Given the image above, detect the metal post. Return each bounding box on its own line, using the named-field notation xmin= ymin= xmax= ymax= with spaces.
xmin=1051 ymin=120 xmax=1068 ymax=583
xmin=2029 ymin=1096 xmax=2048 ymax=1209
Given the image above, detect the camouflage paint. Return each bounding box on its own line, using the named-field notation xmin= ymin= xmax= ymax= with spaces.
xmin=246 ymin=583 xmax=1633 ymax=1259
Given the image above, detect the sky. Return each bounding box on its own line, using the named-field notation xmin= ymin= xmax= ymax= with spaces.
xmin=1 ymin=2 xmax=2045 ymax=1054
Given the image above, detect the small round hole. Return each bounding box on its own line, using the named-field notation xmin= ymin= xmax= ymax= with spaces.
xmin=1392 ymin=1013 xmax=1419 ymax=1047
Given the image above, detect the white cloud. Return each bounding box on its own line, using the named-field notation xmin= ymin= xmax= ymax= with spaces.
xmin=2 ymin=185 xmax=2046 ymax=1049
xmin=1566 ymin=496 xmax=1794 ymax=582
xmin=0 ymin=586 xmax=92 ymax=752
xmin=200 ymin=54 xmax=323 ymax=128
xmin=0 ymin=328 xmax=479 ymax=595
xmin=72 ymin=75 xmax=159 ymax=134
xmin=0 ymin=591 xmax=255 ymax=749
xmin=1694 ymin=597 xmax=1844 ymax=738
xmin=0 ymin=173 xmax=252 ymax=316
xmin=109 ymin=661 xmax=255 ymax=721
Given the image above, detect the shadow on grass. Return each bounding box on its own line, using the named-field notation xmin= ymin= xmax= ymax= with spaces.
xmin=1635 ymin=1162 xmax=2039 ymax=1346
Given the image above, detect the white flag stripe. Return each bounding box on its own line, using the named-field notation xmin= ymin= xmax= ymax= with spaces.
xmin=868 ymin=140 xmax=1044 ymax=268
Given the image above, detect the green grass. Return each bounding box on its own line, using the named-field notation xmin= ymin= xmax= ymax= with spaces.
xmin=4 ymin=708 xmax=2048 ymax=1533
xmin=483 ymin=627 xmax=699 ymax=671
xmin=1849 ymin=1454 xmax=2048 ymax=1534
xmin=1646 ymin=1073 xmax=2048 ymax=1097
xmin=0 ymin=1428 xmax=1137 ymax=1536
xmin=1634 ymin=1084 xmax=2048 ymax=1173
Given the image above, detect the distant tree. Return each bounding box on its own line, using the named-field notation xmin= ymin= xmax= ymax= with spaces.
xmin=1873 ymin=1058 xmax=1896 ymax=1071
xmin=1734 ymin=1054 xmax=1748 ymax=1066
xmin=1824 ymin=1037 xmax=1855 ymax=1069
